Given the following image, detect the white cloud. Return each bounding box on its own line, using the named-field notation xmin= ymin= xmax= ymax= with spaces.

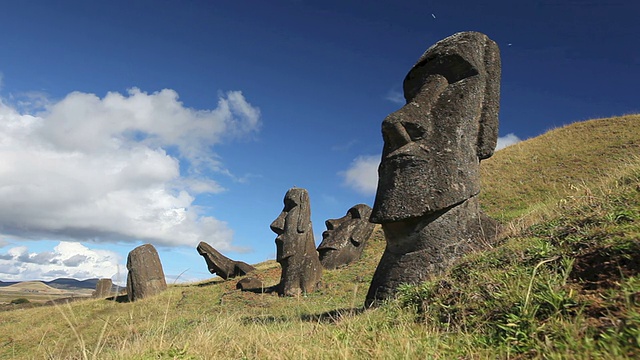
xmin=0 ymin=88 xmax=260 ymax=249
xmin=0 ymin=242 xmax=121 ymax=281
xmin=385 ymin=89 xmax=405 ymax=106
xmin=496 ymin=133 xmax=522 ymax=150
xmin=341 ymin=155 xmax=380 ymax=195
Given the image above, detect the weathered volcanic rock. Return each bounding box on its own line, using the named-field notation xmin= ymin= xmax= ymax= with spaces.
xmin=366 ymin=31 xmax=501 ymax=306
xmin=317 ymin=204 xmax=376 ymax=269
xmin=270 ymin=188 xmax=322 ymax=296
xmin=126 ymin=244 xmax=167 ymax=302
xmin=197 ymin=241 xmax=256 ymax=280
xmin=93 ymin=278 xmax=114 ymax=298
xmin=236 ymin=277 xmax=264 ymax=291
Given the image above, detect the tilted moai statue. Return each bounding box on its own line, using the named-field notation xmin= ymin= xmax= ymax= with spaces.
xmin=366 ymin=31 xmax=501 ymax=306
xmin=93 ymin=278 xmax=114 ymax=298
xmin=126 ymin=243 xmax=167 ymax=302
xmin=317 ymin=204 xmax=376 ymax=269
xmin=196 ymin=241 xmax=256 ymax=280
xmin=270 ymin=188 xmax=322 ymax=296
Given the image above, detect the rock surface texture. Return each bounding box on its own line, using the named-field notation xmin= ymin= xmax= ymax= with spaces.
xmin=366 ymin=31 xmax=501 ymax=306
xmin=236 ymin=277 xmax=264 ymax=291
xmin=93 ymin=278 xmax=114 ymax=298
xmin=317 ymin=204 xmax=376 ymax=269
xmin=126 ymin=244 xmax=167 ymax=302
xmin=197 ymin=241 xmax=256 ymax=280
xmin=270 ymin=188 xmax=323 ymax=296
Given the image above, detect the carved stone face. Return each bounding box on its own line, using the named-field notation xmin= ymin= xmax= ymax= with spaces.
xmin=317 ymin=204 xmax=375 ymax=269
xmin=371 ymin=32 xmax=500 ymax=223
xmin=270 ymin=188 xmax=311 ymax=261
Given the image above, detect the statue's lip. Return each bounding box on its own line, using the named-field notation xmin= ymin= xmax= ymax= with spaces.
xmin=385 ymin=143 xmax=432 ymax=161
xmin=276 ymin=254 xmax=292 ymax=261
xmin=317 ymin=244 xmax=338 ymax=251
xmin=384 ymin=152 xmax=430 ymax=163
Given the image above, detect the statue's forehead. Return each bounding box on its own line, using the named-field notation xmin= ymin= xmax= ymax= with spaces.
xmin=406 ymin=32 xmax=488 ymax=81
xmin=284 ymin=189 xmax=305 ymax=205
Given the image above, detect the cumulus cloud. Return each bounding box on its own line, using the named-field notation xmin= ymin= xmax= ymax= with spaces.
xmin=496 ymin=133 xmax=522 ymax=150
xmin=340 ymin=155 xmax=380 ymax=195
xmin=0 ymin=88 xmax=260 ymax=249
xmin=0 ymin=242 xmax=121 ymax=281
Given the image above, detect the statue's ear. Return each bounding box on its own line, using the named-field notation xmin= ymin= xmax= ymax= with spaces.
xmin=477 ymin=37 xmax=501 ymax=160
xmin=297 ymin=191 xmax=310 ymax=233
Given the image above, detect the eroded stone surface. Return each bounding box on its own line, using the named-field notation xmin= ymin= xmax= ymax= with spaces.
xmin=366 ymin=32 xmax=501 ymax=306
xmin=126 ymin=244 xmax=167 ymax=302
xmin=317 ymin=204 xmax=376 ymax=269
xmin=270 ymin=188 xmax=322 ymax=296
xmin=93 ymin=278 xmax=114 ymax=298
xmin=236 ymin=277 xmax=264 ymax=291
xmin=197 ymin=241 xmax=256 ymax=280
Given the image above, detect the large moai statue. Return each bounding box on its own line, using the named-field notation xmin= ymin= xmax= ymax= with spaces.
xmin=365 ymin=32 xmax=501 ymax=306
xmin=126 ymin=244 xmax=167 ymax=302
xmin=270 ymin=188 xmax=323 ymax=296
xmin=196 ymin=241 xmax=256 ymax=280
xmin=317 ymin=204 xmax=376 ymax=269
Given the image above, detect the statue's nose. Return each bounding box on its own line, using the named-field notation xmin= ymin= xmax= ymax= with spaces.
xmin=270 ymin=213 xmax=285 ymax=235
xmin=383 ymin=121 xmax=412 ymax=151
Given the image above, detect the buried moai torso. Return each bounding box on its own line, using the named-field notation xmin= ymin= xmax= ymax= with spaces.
xmin=270 ymin=188 xmax=322 ymax=296
xmin=317 ymin=204 xmax=376 ymax=269
xmin=126 ymin=243 xmax=167 ymax=302
xmin=366 ymin=32 xmax=501 ymax=305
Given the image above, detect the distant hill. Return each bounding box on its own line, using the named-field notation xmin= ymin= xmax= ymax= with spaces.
xmin=0 ymin=278 xmax=123 ymax=292
xmin=3 ymin=281 xmax=68 ymax=294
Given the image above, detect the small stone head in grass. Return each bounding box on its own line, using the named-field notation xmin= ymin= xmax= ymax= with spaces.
xmin=317 ymin=204 xmax=376 ymax=270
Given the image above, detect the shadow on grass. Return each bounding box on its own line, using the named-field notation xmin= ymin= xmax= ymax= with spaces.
xmin=238 ymin=284 xmax=279 ymax=294
xmin=241 ymin=314 xmax=290 ymax=325
xmin=300 ymin=307 xmax=365 ymax=323
xmin=104 ymin=294 xmax=129 ymax=303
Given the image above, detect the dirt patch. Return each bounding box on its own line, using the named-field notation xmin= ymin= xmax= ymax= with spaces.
xmin=569 ymin=242 xmax=640 ymax=290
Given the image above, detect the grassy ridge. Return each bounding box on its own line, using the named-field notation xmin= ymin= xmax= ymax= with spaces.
xmin=0 ymin=115 xmax=639 ymax=359
xmin=480 ymin=114 xmax=640 ymax=220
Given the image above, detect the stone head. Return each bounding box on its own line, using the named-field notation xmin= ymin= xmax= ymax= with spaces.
xmin=317 ymin=204 xmax=375 ymax=268
xmin=371 ymin=31 xmax=501 ymax=223
xmin=270 ymin=188 xmax=311 ymax=261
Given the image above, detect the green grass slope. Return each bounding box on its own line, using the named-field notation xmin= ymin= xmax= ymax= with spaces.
xmin=0 ymin=115 xmax=638 ymax=359
xmin=481 ymin=114 xmax=640 ymax=221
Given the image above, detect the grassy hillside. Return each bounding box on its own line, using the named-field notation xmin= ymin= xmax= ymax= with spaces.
xmin=480 ymin=114 xmax=640 ymax=221
xmin=0 ymin=115 xmax=639 ymax=359
xmin=3 ymin=281 xmax=67 ymax=293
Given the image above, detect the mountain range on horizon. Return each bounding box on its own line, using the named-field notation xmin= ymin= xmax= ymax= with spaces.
xmin=0 ymin=278 xmax=124 ymax=291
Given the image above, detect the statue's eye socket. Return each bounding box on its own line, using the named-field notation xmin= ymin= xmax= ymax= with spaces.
xmin=283 ymin=198 xmax=297 ymax=211
xmin=403 ymin=122 xmax=426 ymax=141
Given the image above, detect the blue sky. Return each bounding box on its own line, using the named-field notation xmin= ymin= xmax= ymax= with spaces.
xmin=0 ymin=1 xmax=638 ymax=284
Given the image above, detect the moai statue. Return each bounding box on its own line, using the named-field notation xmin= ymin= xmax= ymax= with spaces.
xmin=196 ymin=241 xmax=256 ymax=280
xmin=270 ymin=187 xmax=322 ymax=296
xmin=317 ymin=204 xmax=376 ymax=269
xmin=93 ymin=278 xmax=114 ymax=298
xmin=126 ymin=244 xmax=167 ymax=302
xmin=365 ymin=31 xmax=501 ymax=306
